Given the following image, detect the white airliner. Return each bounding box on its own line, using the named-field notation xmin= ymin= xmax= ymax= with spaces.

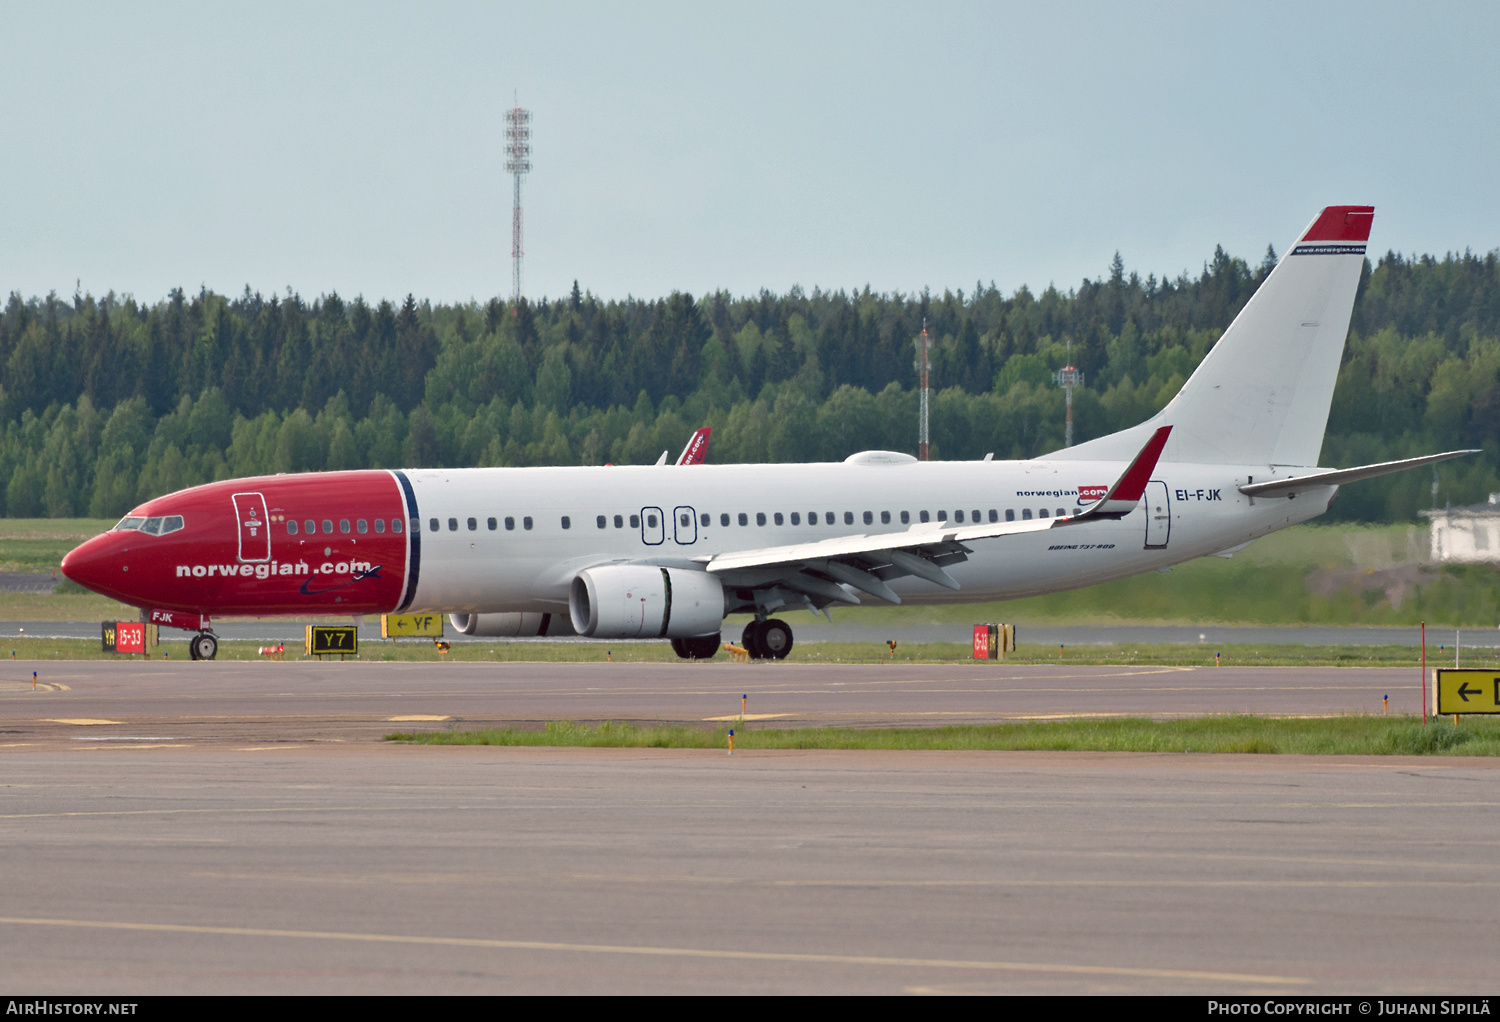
xmin=60 ymin=205 xmax=1475 ymax=660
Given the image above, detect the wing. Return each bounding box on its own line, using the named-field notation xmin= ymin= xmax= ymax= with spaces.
xmin=698 ymin=426 xmax=1171 ymax=610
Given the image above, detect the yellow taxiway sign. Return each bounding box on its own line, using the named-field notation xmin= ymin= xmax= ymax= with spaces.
xmin=1433 ymin=669 xmax=1500 ymax=716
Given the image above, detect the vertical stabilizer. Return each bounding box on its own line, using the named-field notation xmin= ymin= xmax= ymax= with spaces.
xmin=1052 ymin=206 xmax=1372 ymax=467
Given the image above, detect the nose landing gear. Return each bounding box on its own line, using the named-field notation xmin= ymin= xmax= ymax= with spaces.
xmin=740 ymin=618 xmax=793 ymax=660
xmin=188 ymin=631 xmax=218 ymax=661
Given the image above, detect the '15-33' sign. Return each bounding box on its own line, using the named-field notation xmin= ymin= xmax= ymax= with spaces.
xmin=101 ymin=621 xmax=146 ymax=654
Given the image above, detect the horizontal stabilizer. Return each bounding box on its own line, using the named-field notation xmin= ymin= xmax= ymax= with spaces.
xmin=1238 ymin=450 xmax=1481 ymax=498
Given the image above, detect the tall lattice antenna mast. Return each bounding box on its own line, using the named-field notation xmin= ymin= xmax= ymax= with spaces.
xmin=1054 ymin=341 xmax=1083 ymax=447
xmin=504 ymin=101 xmax=532 ymax=301
xmin=917 ymin=318 xmax=931 ymax=460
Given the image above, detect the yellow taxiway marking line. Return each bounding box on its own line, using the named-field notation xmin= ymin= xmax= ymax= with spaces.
xmin=702 ymin=713 xmax=793 ymax=721
xmin=386 ymin=715 xmax=452 ymax=722
xmin=42 ymin=718 xmax=120 ymax=725
xmin=0 ymin=915 xmax=1307 ymax=985
xmin=81 ymin=744 xmax=191 ymax=750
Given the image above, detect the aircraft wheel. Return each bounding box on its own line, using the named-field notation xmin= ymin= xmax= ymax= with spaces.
xmin=671 ymin=634 xmax=721 ymax=660
xmin=759 ymin=619 xmax=793 ymax=660
xmin=190 ymin=632 xmax=218 ymax=661
xmin=740 ymin=620 xmax=766 ymax=659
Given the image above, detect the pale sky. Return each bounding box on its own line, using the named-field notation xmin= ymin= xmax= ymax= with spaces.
xmin=3 ymin=1 xmax=1497 ymax=305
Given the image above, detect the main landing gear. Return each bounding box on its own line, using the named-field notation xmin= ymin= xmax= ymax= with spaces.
xmin=188 ymin=631 xmax=218 ymax=661
xmin=741 ymin=619 xmax=793 ymax=660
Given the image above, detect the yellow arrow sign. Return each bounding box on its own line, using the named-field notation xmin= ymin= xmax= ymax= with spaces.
xmin=1433 ymin=669 xmax=1500 ymax=716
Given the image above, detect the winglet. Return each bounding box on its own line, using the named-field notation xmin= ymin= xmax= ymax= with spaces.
xmin=676 ymin=427 xmax=712 ymax=466
xmin=1069 ymin=425 xmax=1171 ymax=520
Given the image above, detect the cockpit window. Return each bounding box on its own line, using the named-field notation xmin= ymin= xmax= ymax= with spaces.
xmin=122 ymin=515 xmax=184 ymax=536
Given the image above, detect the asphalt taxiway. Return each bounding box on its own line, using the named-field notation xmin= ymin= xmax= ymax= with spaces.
xmin=0 ymin=659 xmax=1427 ymax=745
xmin=1 ymin=659 xmax=1493 ymax=994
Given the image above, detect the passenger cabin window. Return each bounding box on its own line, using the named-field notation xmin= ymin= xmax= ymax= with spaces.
xmin=1022 ymin=509 xmax=1032 ymax=521
xmin=790 ymin=512 xmax=801 ymax=525
xmin=900 ymin=511 xmax=910 ymax=524
xmin=406 ymin=518 xmax=417 ymax=533
xmin=505 ymin=517 xmax=516 ymax=531
xmin=487 ymin=517 xmax=497 ymax=530
xmin=615 ymin=515 xmax=625 ymax=528
xmin=937 ymin=511 xmax=947 ymax=522
xmin=919 ymin=510 xmax=930 ymax=523
xmin=880 ymin=511 xmax=891 ymax=524
xmin=447 ymin=518 xmax=458 ymax=531
xmin=324 ymin=520 xmax=334 ymax=534
xmin=467 ymin=518 xmax=477 ymax=531
xmin=1058 ymin=508 xmax=1067 ymax=517
xmin=773 ymin=513 xmax=783 ymax=526
xmin=429 ymin=519 xmax=439 ymax=532
xmin=843 ymin=511 xmax=854 ymax=525
xmin=954 ymin=510 xmax=964 ymax=523
xmin=630 ymin=515 xmax=640 ymax=528
xmin=340 ymin=519 xmax=351 ymax=534
xmin=596 ymin=515 xmax=607 ymax=529
xmin=523 ymin=516 xmax=533 ymax=530
xmin=738 ymin=513 xmax=748 ymax=526
xmin=989 ymin=509 xmax=999 ymax=523
xmin=645 ymin=513 xmax=657 ymax=528
xmin=756 ymin=512 xmax=766 ymax=526
xmin=720 ymin=513 xmax=730 ymax=527
xmin=375 ymin=519 xmax=386 ymax=533
xmin=973 ymin=509 xmax=982 ymax=523
xmin=808 ymin=511 xmax=818 ymax=525
xmin=700 ymin=513 xmax=709 ymax=527
xmin=287 ymin=520 xmax=299 ymax=535
xmin=395 ymin=518 xmax=405 ymax=533
xmin=357 ymin=519 xmax=368 ymax=534
xmin=561 ymin=516 xmax=571 ymax=529
xmin=1005 ymin=509 xmax=1015 ymax=522
xmin=863 ymin=511 xmax=873 ymax=525
xmin=1038 ymin=509 xmax=1048 ymax=519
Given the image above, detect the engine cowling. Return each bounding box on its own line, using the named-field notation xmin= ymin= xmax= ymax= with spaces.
xmin=448 ymin=612 xmax=576 ymax=637
xmin=569 ymin=566 xmax=724 ymax=639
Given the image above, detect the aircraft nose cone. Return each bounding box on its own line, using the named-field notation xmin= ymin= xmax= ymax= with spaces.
xmin=61 ymin=533 xmax=128 ymax=598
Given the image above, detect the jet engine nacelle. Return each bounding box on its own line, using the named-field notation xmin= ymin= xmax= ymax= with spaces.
xmin=448 ymin=612 xmax=576 ymax=637
xmin=569 ymin=566 xmax=724 ymax=639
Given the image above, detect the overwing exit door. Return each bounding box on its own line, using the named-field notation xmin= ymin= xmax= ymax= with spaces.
xmin=640 ymin=507 xmax=665 ymax=545
xmin=673 ymin=506 xmax=697 ymax=545
xmin=233 ymin=492 xmax=271 ymax=562
xmin=1144 ymin=480 xmax=1170 ymax=549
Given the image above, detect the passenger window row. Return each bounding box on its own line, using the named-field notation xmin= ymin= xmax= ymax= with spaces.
xmin=285 ymin=518 xmax=404 ymax=536
xmin=385 ymin=505 xmax=1088 ymax=537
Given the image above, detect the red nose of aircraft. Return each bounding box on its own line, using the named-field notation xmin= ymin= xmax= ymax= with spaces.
xmin=60 ymin=532 xmax=137 ymax=605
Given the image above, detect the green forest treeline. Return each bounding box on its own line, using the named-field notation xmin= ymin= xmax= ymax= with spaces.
xmin=2 ymin=245 xmax=1498 ymax=523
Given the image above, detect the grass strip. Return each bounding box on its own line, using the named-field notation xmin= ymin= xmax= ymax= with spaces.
xmin=388 ymin=715 xmax=1500 ymax=756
